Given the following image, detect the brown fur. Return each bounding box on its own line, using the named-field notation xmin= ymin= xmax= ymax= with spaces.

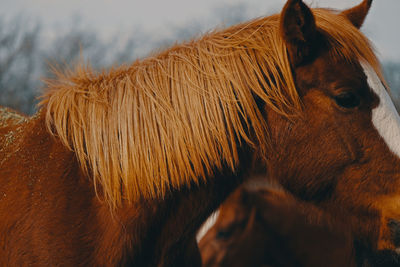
xmin=199 ymin=184 xmax=356 ymax=267
xmin=0 ymin=0 xmax=398 ymax=265
xmin=0 ymin=106 xmax=27 ymax=127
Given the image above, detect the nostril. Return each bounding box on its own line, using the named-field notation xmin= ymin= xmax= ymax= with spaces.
xmin=388 ymin=219 xmax=400 ymax=247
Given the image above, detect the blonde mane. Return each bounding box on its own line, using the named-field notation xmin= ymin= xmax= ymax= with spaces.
xmin=40 ymin=9 xmax=383 ymax=207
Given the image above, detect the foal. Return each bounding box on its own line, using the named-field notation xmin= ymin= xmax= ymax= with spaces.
xmin=199 ymin=181 xmax=355 ymax=267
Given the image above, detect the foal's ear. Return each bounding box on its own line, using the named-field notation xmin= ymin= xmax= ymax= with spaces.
xmin=280 ymin=0 xmax=317 ymax=67
xmin=341 ymin=0 xmax=372 ymax=29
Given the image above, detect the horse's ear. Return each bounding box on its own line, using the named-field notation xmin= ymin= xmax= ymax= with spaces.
xmin=341 ymin=0 xmax=372 ymax=29
xmin=280 ymin=0 xmax=317 ymax=66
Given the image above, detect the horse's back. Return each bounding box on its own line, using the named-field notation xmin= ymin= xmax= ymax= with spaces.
xmin=0 ymin=106 xmax=27 ymax=129
xmin=0 ymin=106 xmax=28 ymax=161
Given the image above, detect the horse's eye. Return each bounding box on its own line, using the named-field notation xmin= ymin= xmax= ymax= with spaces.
xmin=216 ymin=228 xmax=233 ymax=240
xmin=334 ymin=92 xmax=360 ymax=109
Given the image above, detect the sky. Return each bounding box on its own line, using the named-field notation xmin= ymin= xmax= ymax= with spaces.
xmin=1 ymin=0 xmax=399 ymax=61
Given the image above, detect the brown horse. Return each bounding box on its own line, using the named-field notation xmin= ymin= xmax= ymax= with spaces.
xmin=199 ymin=181 xmax=356 ymax=267
xmin=1 ymin=0 xmax=399 ymax=265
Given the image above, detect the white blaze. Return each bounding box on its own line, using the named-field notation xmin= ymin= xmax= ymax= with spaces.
xmin=362 ymin=62 xmax=400 ymax=158
xmin=196 ymin=210 xmax=219 ymax=242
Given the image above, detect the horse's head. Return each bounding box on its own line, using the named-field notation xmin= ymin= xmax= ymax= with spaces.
xmin=266 ymin=0 xmax=400 ymax=253
xmin=199 ymin=184 xmax=354 ymax=267
xmin=199 ymin=187 xmax=257 ymax=267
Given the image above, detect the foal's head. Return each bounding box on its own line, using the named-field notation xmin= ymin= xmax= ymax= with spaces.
xmin=267 ymin=0 xmax=400 ymax=253
xmin=199 ymin=184 xmax=354 ymax=267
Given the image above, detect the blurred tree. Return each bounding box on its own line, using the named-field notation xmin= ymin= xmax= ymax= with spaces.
xmin=42 ymin=17 xmax=111 ymax=78
xmin=382 ymin=62 xmax=400 ymax=110
xmin=0 ymin=16 xmax=144 ymax=114
xmin=0 ymin=16 xmax=41 ymax=114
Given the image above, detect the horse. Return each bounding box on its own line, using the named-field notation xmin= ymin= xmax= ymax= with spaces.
xmin=198 ymin=179 xmax=356 ymax=267
xmin=1 ymin=0 xmax=399 ymax=265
